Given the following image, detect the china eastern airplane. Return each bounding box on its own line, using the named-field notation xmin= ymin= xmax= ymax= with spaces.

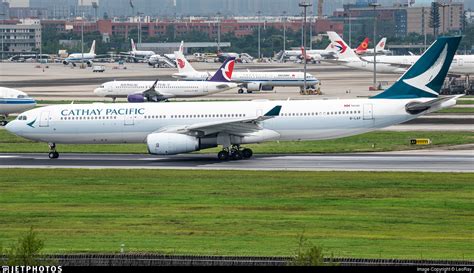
xmin=172 ymin=51 xmax=320 ymax=94
xmin=0 ymin=87 xmax=36 ymax=126
xmin=328 ymin=32 xmax=473 ymax=75
xmin=63 ymin=40 xmax=97 ymax=67
xmin=94 ymin=57 xmax=237 ymax=102
xmin=7 ymin=36 xmax=463 ymax=160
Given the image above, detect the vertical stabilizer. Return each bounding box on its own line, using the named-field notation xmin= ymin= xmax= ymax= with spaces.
xmin=89 ymin=40 xmax=96 ymax=55
xmin=208 ymin=57 xmax=235 ymax=82
xmin=376 ymin=38 xmax=387 ymax=52
xmin=131 ymin=39 xmax=137 ymax=52
xmin=174 ymin=51 xmax=197 ymax=73
xmin=327 ymin=31 xmax=359 ymax=59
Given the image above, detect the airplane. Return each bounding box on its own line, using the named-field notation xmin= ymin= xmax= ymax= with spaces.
xmin=328 ymin=32 xmax=474 ymax=75
xmin=284 ymin=43 xmax=336 ymax=62
xmin=94 ymin=57 xmax=238 ymax=102
xmin=63 ymin=40 xmax=97 ymax=67
xmin=148 ymin=41 xmax=184 ymax=68
xmin=121 ymin=39 xmax=156 ymax=62
xmin=173 ymin=51 xmax=320 ymax=94
xmin=6 ymin=36 xmax=463 ymax=161
xmin=0 ymin=87 xmax=36 ymax=126
xmin=355 ymin=38 xmax=391 ymax=55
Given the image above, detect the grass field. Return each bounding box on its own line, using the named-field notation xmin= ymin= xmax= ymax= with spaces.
xmin=0 ymin=169 xmax=472 ymax=259
xmin=0 ymin=130 xmax=473 ymax=154
xmin=435 ymin=107 xmax=474 ymax=113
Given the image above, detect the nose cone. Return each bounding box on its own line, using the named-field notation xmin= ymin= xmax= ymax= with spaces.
xmin=94 ymin=88 xmax=105 ymax=96
xmin=5 ymin=120 xmax=18 ymax=134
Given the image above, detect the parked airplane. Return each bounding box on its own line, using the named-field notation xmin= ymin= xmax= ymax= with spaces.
xmin=148 ymin=41 xmax=184 ymax=68
xmin=355 ymin=38 xmax=391 ymax=55
xmin=329 ymin=32 xmax=473 ymax=75
xmin=285 ymin=43 xmax=336 ymax=62
xmin=121 ymin=39 xmax=155 ymax=61
xmin=6 ymin=36 xmax=462 ymax=160
xmin=63 ymin=40 xmax=97 ymax=67
xmin=94 ymin=57 xmax=237 ymax=102
xmin=173 ymin=51 xmax=320 ymax=94
xmin=0 ymin=87 xmax=36 ymax=126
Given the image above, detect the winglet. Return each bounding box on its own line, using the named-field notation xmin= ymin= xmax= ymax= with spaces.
xmin=264 ymin=105 xmax=282 ymax=117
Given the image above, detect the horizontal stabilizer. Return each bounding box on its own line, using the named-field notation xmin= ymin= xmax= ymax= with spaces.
xmin=405 ymin=96 xmax=460 ymax=114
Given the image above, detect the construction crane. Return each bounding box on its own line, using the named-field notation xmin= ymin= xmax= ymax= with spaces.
xmin=318 ymin=0 xmax=324 ymax=18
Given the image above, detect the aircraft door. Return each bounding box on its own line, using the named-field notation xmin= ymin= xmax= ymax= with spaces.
xmin=363 ymin=104 xmax=374 ymax=120
xmin=39 ymin=111 xmax=50 ymax=127
xmin=459 ymin=58 xmax=464 ymax=66
xmin=256 ymin=109 xmax=263 ymax=117
xmin=124 ymin=115 xmax=135 ymax=126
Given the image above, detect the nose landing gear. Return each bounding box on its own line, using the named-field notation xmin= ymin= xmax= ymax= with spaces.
xmin=217 ymin=145 xmax=253 ymax=161
xmin=48 ymin=143 xmax=59 ymax=159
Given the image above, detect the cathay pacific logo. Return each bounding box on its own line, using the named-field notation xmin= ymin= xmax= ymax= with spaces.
xmin=403 ymin=44 xmax=448 ymax=96
xmin=27 ymin=118 xmax=36 ymax=128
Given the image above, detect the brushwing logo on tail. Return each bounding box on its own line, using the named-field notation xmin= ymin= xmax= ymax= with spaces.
xmin=334 ymin=41 xmax=347 ymax=53
xmin=221 ymin=59 xmax=235 ymax=81
xmin=403 ymin=45 xmax=448 ymax=96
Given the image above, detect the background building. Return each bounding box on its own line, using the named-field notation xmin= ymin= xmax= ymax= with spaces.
xmin=0 ymin=18 xmax=41 ymax=53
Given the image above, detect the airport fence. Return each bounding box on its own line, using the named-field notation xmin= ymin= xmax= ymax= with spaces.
xmin=2 ymin=254 xmax=472 ymax=266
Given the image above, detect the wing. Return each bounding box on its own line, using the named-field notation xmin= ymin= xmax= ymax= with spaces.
xmin=157 ymin=106 xmax=282 ymax=136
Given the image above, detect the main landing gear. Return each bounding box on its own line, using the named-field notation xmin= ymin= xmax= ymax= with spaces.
xmin=217 ymin=145 xmax=253 ymax=161
xmin=48 ymin=143 xmax=59 ymax=159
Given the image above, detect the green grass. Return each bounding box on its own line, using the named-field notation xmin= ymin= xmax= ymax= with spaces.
xmin=457 ymin=100 xmax=474 ymax=105
xmin=435 ymin=107 xmax=474 ymax=114
xmin=0 ymin=130 xmax=473 ymax=154
xmin=0 ymin=169 xmax=472 ymax=259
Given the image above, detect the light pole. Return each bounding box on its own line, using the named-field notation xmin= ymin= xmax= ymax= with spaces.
xmin=81 ymin=12 xmax=84 ymax=68
xmin=137 ymin=12 xmax=144 ymax=46
xmin=348 ymin=8 xmax=352 ymax=48
xmin=369 ymin=2 xmax=380 ymax=89
xmin=309 ymin=11 xmax=313 ymax=50
xmin=299 ymin=1 xmax=312 ymax=93
xmin=217 ymin=12 xmax=221 ymax=52
xmin=282 ymin=11 xmax=286 ymax=53
xmin=257 ymin=10 xmax=261 ymax=59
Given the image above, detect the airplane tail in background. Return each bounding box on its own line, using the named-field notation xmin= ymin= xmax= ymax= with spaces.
xmin=179 ymin=41 xmax=184 ymax=53
xmin=131 ymin=39 xmax=137 ymax=52
xmin=174 ymin=51 xmax=197 ymax=73
xmin=372 ymin=36 xmax=462 ymax=99
xmin=208 ymin=57 xmax=236 ymax=82
xmin=355 ymin=38 xmax=369 ymax=54
xmin=89 ymin=40 xmax=96 ymax=55
xmin=327 ymin=31 xmax=359 ymax=60
xmin=376 ymin=38 xmax=387 ymax=52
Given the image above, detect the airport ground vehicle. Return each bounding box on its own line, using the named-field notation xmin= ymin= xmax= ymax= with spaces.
xmin=93 ymin=65 xmax=106 ymax=73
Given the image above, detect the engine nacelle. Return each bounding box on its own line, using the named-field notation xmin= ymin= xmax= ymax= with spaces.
xmin=86 ymin=60 xmax=93 ymax=67
xmin=62 ymin=60 xmax=69 ymax=65
xmin=246 ymin=82 xmax=262 ymax=91
xmin=147 ymin=133 xmax=200 ymax=155
xmin=127 ymin=93 xmax=146 ymax=103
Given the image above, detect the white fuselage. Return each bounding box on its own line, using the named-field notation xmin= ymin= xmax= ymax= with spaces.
xmin=173 ymin=71 xmax=320 ymax=87
xmin=338 ymin=55 xmax=474 ymax=74
xmin=65 ymin=53 xmax=96 ymax=63
xmin=130 ymin=50 xmax=155 ymax=59
xmin=94 ymin=81 xmax=237 ymax=99
xmin=0 ymin=87 xmax=36 ymax=116
xmin=6 ymin=98 xmax=455 ymax=145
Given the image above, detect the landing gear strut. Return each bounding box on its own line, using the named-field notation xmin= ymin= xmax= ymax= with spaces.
xmin=217 ymin=145 xmax=253 ymax=161
xmin=48 ymin=143 xmax=59 ymax=159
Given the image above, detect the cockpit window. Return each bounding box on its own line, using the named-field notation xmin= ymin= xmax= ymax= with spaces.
xmin=17 ymin=115 xmax=27 ymax=120
xmin=100 ymin=85 xmax=104 ymax=88
xmin=17 ymin=95 xmax=27 ymax=98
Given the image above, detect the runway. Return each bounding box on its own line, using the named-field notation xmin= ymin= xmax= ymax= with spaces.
xmin=1 ymin=150 xmax=472 ymax=172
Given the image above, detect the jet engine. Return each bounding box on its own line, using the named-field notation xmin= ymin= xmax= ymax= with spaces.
xmin=147 ymin=133 xmax=200 ymax=155
xmin=246 ymin=82 xmax=262 ymax=91
xmin=261 ymin=85 xmax=274 ymax=91
xmin=127 ymin=93 xmax=146 ymax=103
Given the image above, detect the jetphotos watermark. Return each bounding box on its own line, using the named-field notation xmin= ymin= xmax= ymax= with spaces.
xmin=1 ymin=266 xmax=62 ymax=273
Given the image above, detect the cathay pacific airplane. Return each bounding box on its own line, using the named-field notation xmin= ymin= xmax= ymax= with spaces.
xmin=172 ymin=51 xmax=320 ymax=94
xmin=6 ymin=36 xmax=462 ymax=160
xmin=94 ymin=57 xmax=238 ymax=102
xmin=0 ymin=87 xmax=36 ymax=126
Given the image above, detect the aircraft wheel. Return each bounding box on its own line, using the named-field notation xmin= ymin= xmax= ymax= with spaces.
xmin=48 ymin=152 xmax=59 ymax=159
xmin=242 ymin=148 xmax=253 ymax=159
xmin=231 ymin=150 xmax=243 ymax=160
xmin=238 ymin=89 xmax=244 ymax=94
xmin=217 ymin=151 xmax=229 ymax=161
xmin=0 ymin=120 xmax=7 ymax=126
xmin=247 ymin=90 xmax=253 ymax=94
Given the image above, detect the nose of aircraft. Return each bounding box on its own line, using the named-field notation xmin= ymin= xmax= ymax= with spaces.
xmin=5 ymin=120 xmax=17 ymax=134
xmin=93 ymin=87 xmax=105 ymax=96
